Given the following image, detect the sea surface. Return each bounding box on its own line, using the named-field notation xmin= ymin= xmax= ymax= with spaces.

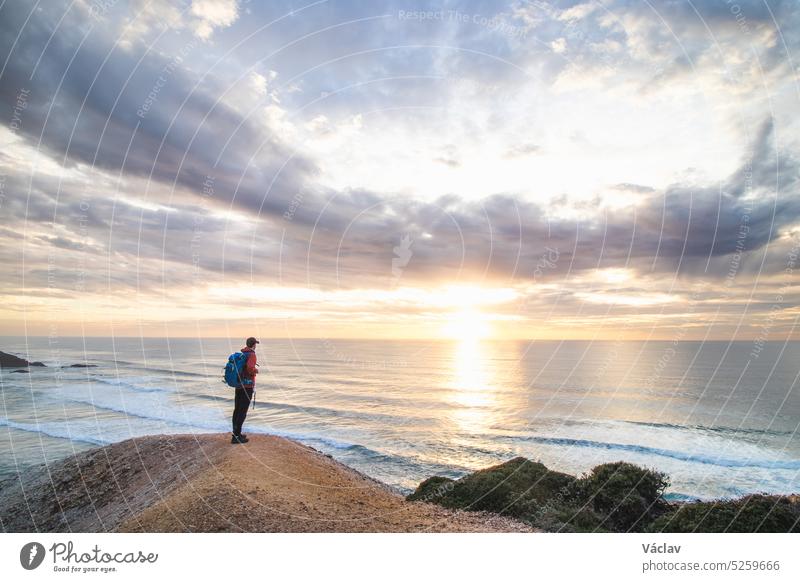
xmin=1 ymin=337 xmax=799 ymax=500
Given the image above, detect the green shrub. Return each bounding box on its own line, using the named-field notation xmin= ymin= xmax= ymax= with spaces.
xmin=406 ymin=457 xmax=576 ymax=518
xmin=406 ymin=476 xmax=454 ymax=503
xmin=571 ymin=462 xmax=670 ymax=532
xmin=534 ymin=504 xmax=608 ymax=533
xmin=648 ymin=495 xmax=800 ymax=533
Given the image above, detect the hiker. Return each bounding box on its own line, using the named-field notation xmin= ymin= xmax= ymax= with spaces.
xmin=232 ymin=337 xmax=259 ymax=444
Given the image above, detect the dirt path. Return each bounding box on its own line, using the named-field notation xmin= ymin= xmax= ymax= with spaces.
xmin=0 ymin=434 xmax=532 ymax=533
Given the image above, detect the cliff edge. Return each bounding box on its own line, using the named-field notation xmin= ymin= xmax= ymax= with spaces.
xmin=0 ymin=434 xmax=532 ymax=533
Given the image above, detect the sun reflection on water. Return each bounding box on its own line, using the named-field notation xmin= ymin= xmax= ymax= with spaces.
xmin=449 ymin=338 xmax=497 ymax=434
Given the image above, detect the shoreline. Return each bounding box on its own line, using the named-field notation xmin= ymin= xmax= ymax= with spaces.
xmin=1 ymin=433 xmax=798 ymax=533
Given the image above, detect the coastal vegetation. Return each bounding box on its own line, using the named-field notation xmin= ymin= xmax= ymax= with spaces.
xmin=408 ymin=457 xmax=800 ymax=533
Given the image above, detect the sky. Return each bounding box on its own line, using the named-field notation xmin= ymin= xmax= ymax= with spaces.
xmin=0 ymin=0 xmax=798 ymax=340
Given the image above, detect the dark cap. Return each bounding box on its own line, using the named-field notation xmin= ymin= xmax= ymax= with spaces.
xmin=246 ymin=337 xmax=260 ymax=347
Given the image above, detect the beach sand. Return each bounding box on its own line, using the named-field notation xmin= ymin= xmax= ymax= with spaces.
xmin=0 ymin=434 xmax=533 ymax=532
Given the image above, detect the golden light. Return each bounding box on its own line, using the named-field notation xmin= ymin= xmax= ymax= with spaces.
xmin=575 ymin=291 xmax=679 ymax=306
xmin=597 ymin=268 xmax=633 ymax=284
xmin=441 ymin=308 xmax=492 ymax=340
xmin=436 ymin=286 xmax=509 ymax=340
xmin=436 ymin=285 xmax=517 ymax=308
xmin=448 ymin=332 xmax=494 ymax=434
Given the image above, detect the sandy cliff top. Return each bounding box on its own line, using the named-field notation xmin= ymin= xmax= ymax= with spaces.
xmin=0 ymin=434 xmax=532 ymax=533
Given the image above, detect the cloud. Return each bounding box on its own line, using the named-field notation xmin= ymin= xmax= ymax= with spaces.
xmin=288 ymin=115 xmax=799 ymax=289
xmin=557 ymin=3 xmax=597 ymax=22
xmin=0 ymin=0 xmax=315 ymax=221
xmin=88 ymin=0 xmax=241 ymax=49
xmin=0 ymin=0 xmax=798 ymax=337
xmin=511 ymin=0 xmax=798 ymax=101
xmin=190 ymin=0 xmax=240 ymax=40
xmin=503 ymin=142 xmax=540 ymax=159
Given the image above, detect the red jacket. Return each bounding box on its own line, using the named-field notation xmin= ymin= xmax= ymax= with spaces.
xmin=241 ymin=346 xmax=258 ymax=387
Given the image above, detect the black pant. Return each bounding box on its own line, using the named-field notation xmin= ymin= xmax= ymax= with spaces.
xmin=232 ymin=387 xmax=254 ymax=436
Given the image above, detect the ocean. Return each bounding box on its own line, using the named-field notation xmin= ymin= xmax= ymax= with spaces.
xmin=1 ymin=337 xmax=798 ymax=500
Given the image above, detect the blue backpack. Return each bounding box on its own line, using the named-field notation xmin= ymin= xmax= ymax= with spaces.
xmin=224 ymin=352 xmax=252 ymax=388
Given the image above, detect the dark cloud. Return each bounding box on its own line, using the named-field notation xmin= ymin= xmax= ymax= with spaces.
xmin=5 ymin=112 xmax=796 ymax=297
xmin=0 ymin=0 xmax=316 ymax=219
xmin=0 ymin=0 xmax=798 ymax=306
xmin=287 ymin=116 xmax=799 ymax=288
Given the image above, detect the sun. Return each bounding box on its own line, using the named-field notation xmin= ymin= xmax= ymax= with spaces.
xmin=441 ymin=308 xmax=492 ymax=340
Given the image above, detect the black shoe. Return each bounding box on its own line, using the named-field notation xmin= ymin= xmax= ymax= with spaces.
xmin=231 ymin=434 xmax=249 ymax=444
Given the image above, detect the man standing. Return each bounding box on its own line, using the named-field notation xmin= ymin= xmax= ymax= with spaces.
xmin=232 ymin=337 xmax=258 ymax=444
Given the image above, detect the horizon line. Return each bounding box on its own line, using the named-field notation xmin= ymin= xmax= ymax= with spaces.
xmin=1 ymin=335 xmax=798 ymax=343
